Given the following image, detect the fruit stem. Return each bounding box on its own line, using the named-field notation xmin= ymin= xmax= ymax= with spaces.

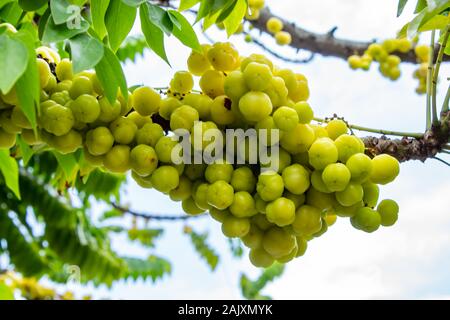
xmin=313 ymin=117 xmax=423 ymax=138
xmin=442 ymin=84 xmax=450 ymax=113
xmin=426 ymin=30 xmax=436 ymax=130
xmin=433 ymin=25 xmax=450 ymax=124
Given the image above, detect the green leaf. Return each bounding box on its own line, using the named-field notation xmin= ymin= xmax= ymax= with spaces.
xmin=42 ymin=14 xmax=89 ymax=43
xmin=95 ymin=45 xmax=128 ymax=104
xmin=179 ymin=0 xmax=200 ymax=11
xmin=53 ymin=151 xmax=79 ymax=180
xmin=168 ymin=10 xmax=201 ymax=52
xmin=418 ymin=14 xmax=450 ymax=31
xmin=16 ymin=135 xmax=33 ymax=165
xmin=14 ymin=30 xmax=40 ymax=131
xmin=0 ymin=282 xmax=14 ymax=300
xmin=408 ymin=2 xmax=450 ymax=38
xmin=0 ymin=0 xmax=14 ymax=10
xmin=122 ymin=0 xmax=147 ymax=6
xmin=90 ymin=0 xmax=110 ymax=40
xmin=223 ymin=0 xmax=246 ymax=37
xmin=146 ymin=4 xmax=173 ymax=35
xmin=202 ymin=10 xmax=221 ymax=30
xmin=216 ymin=0 xmax=239 ymax=25
xmin=140 ymin=3 xmax=169 ymax=64
xmin=69 ymin=33 xmax=104 ymax=73
xmin=105 ymin=0 xmax=137 ymax=52
xmin=0 ymin=149 xmax=20 ymax=199
xmin=0 ymin=2 xmax=23 ymax=25
xmin=397 ymin=0 xmax=409 ymax=16
xmin=123 ymin=255 xmax=171 ymax=282
xmin=0 ymin=35 xmax=28 ymax=95
xmin=196 ymin=0 xmax=214 ymax=23
xmin=18 ymin=0 xmax=47 ymax=11
xmin=240 ymin=263 xmax=285 ymax=300
xmin=188 ymin=231 xmax=219 ymax=271
xmin=116 ymin=35 xmax=147 ymax=62
xmin=415 ymin=0 xmax=427 ymax=13
xmin=50 ymin=0 xmax=75 ymax=25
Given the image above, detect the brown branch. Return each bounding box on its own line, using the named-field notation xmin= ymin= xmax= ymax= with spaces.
xmin=112 ymin=203 xmax=206 ymax=221
xmin=250 ymin=7 xmax=447 ymax=63
xmin=363 ymin=112 xmax=450 ymax=162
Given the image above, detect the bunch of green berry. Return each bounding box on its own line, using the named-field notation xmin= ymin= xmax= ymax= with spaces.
xmin=0 ymin=42 xmax=400 ymax=268
xmin=347 ymin=38 xmax=431 ymax=94
xmin=245 ymin=0 xmax=265 ymax=21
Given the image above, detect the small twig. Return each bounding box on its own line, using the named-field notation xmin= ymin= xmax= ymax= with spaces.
xmin=112 ymin=203 xmax=207 ymax=221
xmin=426 ymin=31 xmax=436 ymax=130
xmin=313 ymin=117 xmax=423 ymax=138
xmin=433 ymin=156 xmax=450 ymax=167
xmin=442 ymin=85 xmax=450 ymax=113
xmin=432 ymin=25 xmax=450 ymax=125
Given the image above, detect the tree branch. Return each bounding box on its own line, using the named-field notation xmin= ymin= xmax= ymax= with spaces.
xmin=249 ymin=7 xmax=446 ymax=63
xmin=112 ymin=203 xmax=206 ymax=221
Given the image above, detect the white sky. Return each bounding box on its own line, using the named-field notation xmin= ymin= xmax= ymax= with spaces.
xmin=58 ymin=0 xmax=450 ymax=299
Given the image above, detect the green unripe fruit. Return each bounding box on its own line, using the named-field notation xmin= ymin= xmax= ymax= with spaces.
xmin=239 ymin=91 xmax=273 ymax=123
xmin=230 ymin=166 xmax=256 ymax=193
xmin=209 ymin=208 xmax=230 ymax=223
xmin=71 ymin=94 xmax=100 ymax=123
xmin=362 ymin=182 xmax=380 ymax=208
xmin=257 ymin=171 xmax=284 ymax=202
xmin=370 ymin=154 xmax=400 ymax=185
xmin=127 ymin=111 xmax=152 ymax=129
xmin=351 ymin=207 xmax=381 ymax=233
xmin=85 ymin=127 xmax=114 ymax=156
xmin=52 ymin=130 xmax=82 ymax=154
xmin=169 ymin=176 xmax=192 ymax=201
xmin=42 ymin=105 xmax=74 ymax=136
xmin=187 ymin=45 xmax=212 ymax=76
xmin=0 ymin=110 xmax=21 ymax=134
xmin=243 ymin=62 xmax=273 ymax=91
xmin=263 ymin=76 xmax=288 ymax=108
xmin=282 ymin=164 xmax=310 ymax=195
xmin=322 ymin=163 xmax=351 ymax=192
xmin=242 ymin=225 xmax=264 ymax=249
xmin=292 ymin=101 xmax=314 ymax=124
xmin=273 ymin=106 xmax=299 ymax=132
xmin=50 ymin=91 xmax=70 ymax=105
xmin=170 ymin=71 xmax=194 ymax=94
xmin=21 ymin=129 xmax=42 ymax=146
xmin=254 ymin=194 xmax=268 ymax=214
xmin=280 ymin=124 xmax=315 ymax=154
xmin=210 ymin=95 xmax=235 ymax=125
xmin=55 ymin=59 xmax=73 ymax=81
xmin=275 ymin=31 xmax=292 ymax=46
xmin=229 ymin=191 xmax=258 ymax=218
xmin=205 ymin=161 xmax=234 ymax=183
xmin=283 ymin=191 xmax=306 ymax=209
xmin=82 ymin=147 xmax=104 ymax=167
xmin=207 ymin=42 xmax=239 ymax=71
xmin=154 ymin=136 xmax=178 ymax=163
xmin=184 ymin=163 xmax=207 ymax=181
xmin=118 ymin=90 xmax=133 ymax=116
xmin=335 ymin=182 xmax=364 ymax=206
xmin=262 ymin=227 xmax=297 ymax=259
xmin=334 ymin=134 xmax=365 ymax=162
xmin=224 ymin=70 xmax=249 ymax=102
xmin=69 ymin=76 xmax=93 ymax=99
xmin=308 ymin=137 xmax=338 ymax=170
xmin=207 ymin=180 xmax=234 ymax=210
xmin=132 ymin=86 xmax=161 ymax=116
xmin=182 ymin=197 xmax=205 ymax=215
xmin=255 ymin=116 xmax=280 ymax=146
xmin=346 ymin=153 xmax=373 ymax=183
xmin=377 ymin=199 xmax=399 ymax=227
xmin=266 ymin=17 xmax=283 ymax=34
xmin=262 ymin=147 xmax=292 ymax=173
xmin=170 ymin=105 xmax=199 ymax=131
xmin=150 ymin=166 xmax=180 ymax=193
xmin=103 ymin=145 xmax=131 ymax=173
xmin=109 ymin=117 xmax=138 ymax=145
xmin=292 ymin=205 xmax=322 ymax=236
xmin=130 ymin=144 xmax=158 ymax=177
xmin=249 ymin=248 xmax=274 ymax=268
xmin=182 ymin=93 xmax=212 ymax=120
xmin=98 ymin=97 xmax=121 ymax=123
xmin=326 ymin=119 xmax=348 ymax=140
xmin=159 ymin=97 xmax=182 ymax=120
xmin=306 ymin=187 xmax=335 ymax=211
xmin=36 ymin=58 xmax=51 ymax=88
xmin=199 ymin=70 xmax=225 ymax=98
xmin=266 ymin=197 xmax=296 ymax=227
xmin=295 ymin=236 xmax=308 ymax=257
xmin=131 ymin=171 xmax=153 ymax=189
xmin=310 ymin=170 xmax=332 ymax=193
xmin=193 ymin=182 xmax=211 ymax=210
xmin=277 ymin=246 xmax=298 ymax=263
xmin=0 ymin=128 xmax=16 ymax=148
xmin=221 ymin=216 xmax=250 ymax=238
xmin=136 ymin=123 xmax=164 ymax=147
